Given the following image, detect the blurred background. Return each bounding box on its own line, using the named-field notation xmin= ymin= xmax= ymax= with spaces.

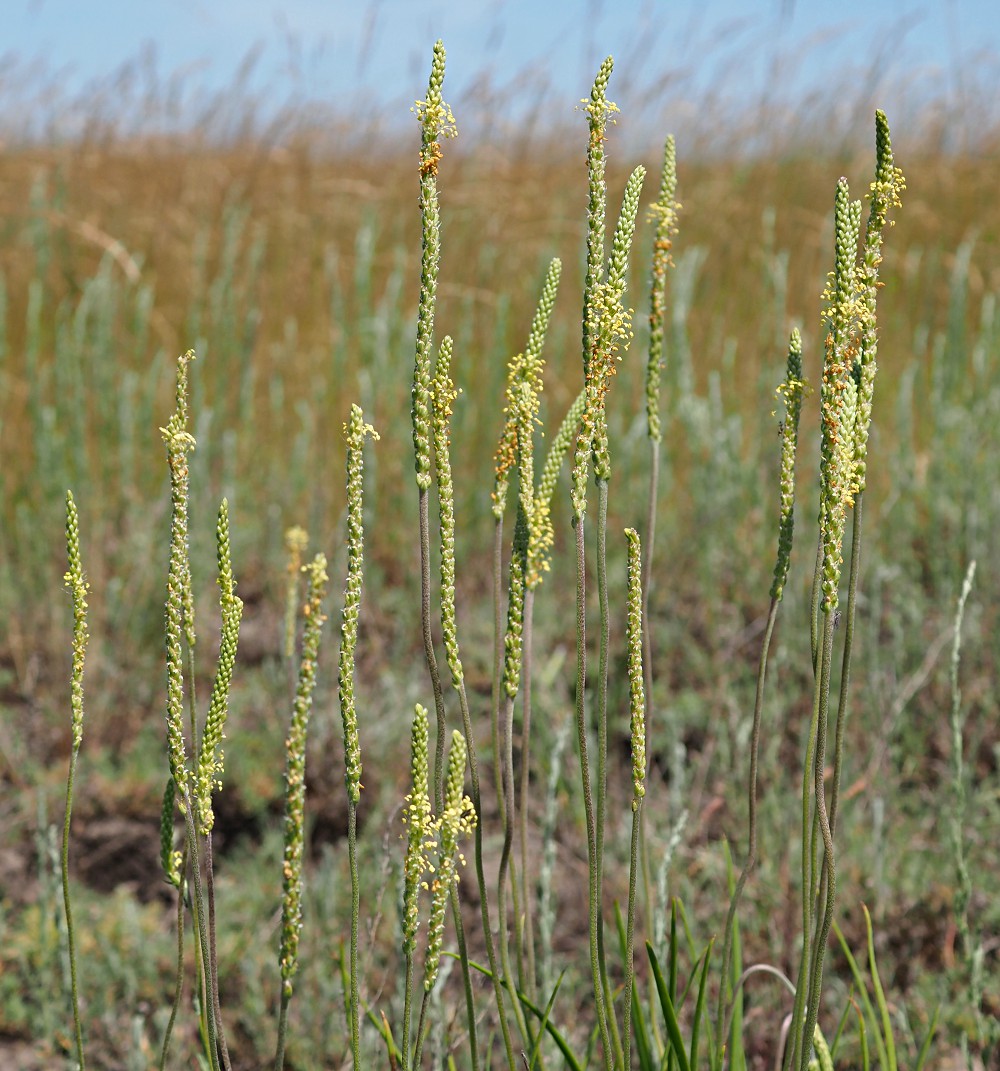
xmin=5 ymin=0 xmax=1000 ymax=150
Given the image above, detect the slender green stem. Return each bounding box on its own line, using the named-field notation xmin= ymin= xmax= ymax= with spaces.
xmin=205 ymin=834 xmax=232 ymax=1071
xmin=518 ymin=586 xmax=537 ymax=999
xmin=497 ymin=689 xmax=530 ymax=1049
xmin=828 ymin=497 xmax=863 ymax=837
xmin=412 ymin=989 xmax=431 ymax=1070
xmin=639 ymin=445 xmax=659 ymax=927
xmin=448 ymin=883 xmax=479 ymax=1071
xmin=348 ymin=799 xmax=362 ymax=1070
xmin=181 ymin=795 xmax=221 ymax=1071
xmin=573 ymin=515 xmax=614 ymax=1071
xmin=61 ymin=490 xmax=87 ymax=1071
xmin=61 ymin=746 xmax=85 ymax=1071
xmin=593 ymin=478 xmax=623 ymax=1070
xmin=273 ymin=991 xmax=291 ymax=1071
xmin=454 ymin=557 xmax=517 ymax=1067
xmin=716 ymin=595 xmax=780 ymax=1063
xmin=799 ymin=612 xmax=837 ymax=1071
xmin=623 ymin=798 xmax=642 ymax=1071
xmin=785 ymin=633 xmax=823 ymax=1071
xmin=402 ymin=944 xmax=415 ymax=1071
xmin=160 ymin=847 xmax=187 ymax=1071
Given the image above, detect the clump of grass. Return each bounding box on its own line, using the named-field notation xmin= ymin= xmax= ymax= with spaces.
xmin=41 ymin=36 xmax=970 ymax=1071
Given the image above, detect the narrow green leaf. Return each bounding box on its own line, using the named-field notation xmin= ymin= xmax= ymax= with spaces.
xmin=913 ymin=1006 xmax=939 ymax=1071
xmin=859 ymin=1005 xmax=870 ymax=1071
xmin=526 ymin=971 xmax=566 ymax=1071
xmin=864 ymin=905 xmax=897 ymax=1071
xmin=465 ymin=956 xmax=585 ymax=1071
xmin=828 ymin=990 xmax=854 ymax=1060
xmin=688 ymin=937 xmax=714 ymax=1070
xmin=616 ymin=903 xmax=655 ymax=1071
xmin=833 ymin=917 xmax=890 ymax=1070
xmin=647 ymin=942 xmax=691 ymax=1071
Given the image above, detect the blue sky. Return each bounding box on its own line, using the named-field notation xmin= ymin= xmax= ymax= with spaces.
xmin=4 ymin=1 xmax=998 ymax=145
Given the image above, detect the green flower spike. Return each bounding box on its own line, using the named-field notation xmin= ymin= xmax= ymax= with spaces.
xmin=159 ymin=778 xmax=182 ymax=888
xmin=572 ymin=165 xmax=646 ymax=514
xmin=529 ymin=389 xmax=585 ymax=586
xmin=340 ymin=405 xmax=379 ymax=803
xmin=491 ymin=256 xmax=557 ymax=523
xmin=771 ymin=329 xmax=808 ymax=601
xmin=402 ymin=704 xmax=433 ymax=956
xmin=283 ymin=526 xmax=309 ymax=662
xmin=582 ymin=56 xmax=617 ymax=381
xmin=647 ymin=135 xmax=680 ymax=445
xmin=279 ymin=553 xmax=330 ymax=997
xmin=526 ymin=259 xmax=562 ymax=370
xmin=196 ymin=499 xmax=244 ymax=835
xmin=818 ymin=183 xmax=863 ymax=611
xmin=425 ymin=730 xmax=477 ymax=990
xmin=853 ymin=111 xmax=905 ymax=498
xmin=625 ymin=529 xmax=646 ymax=808
xmin=63 ymin=488 xmax=90 ymax=1071
xmin=432 ymin=337 xmax=464 ymax=685
xmin=64 ymin=490 xmax=88 ymax=751
xmin=412 ymin=39 xmax=456 ymax=492
xmin=160 ymin=351 xmax=197 ymax=800
xmin=593 ymin=163 xmax=645 ymax=481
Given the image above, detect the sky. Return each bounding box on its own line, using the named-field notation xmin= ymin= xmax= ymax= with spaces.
xmin=3 ymin=1 xmax=998 ymax=147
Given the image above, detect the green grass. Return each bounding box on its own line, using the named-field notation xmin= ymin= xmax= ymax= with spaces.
xmin=0 ymin=38 xmax=998 ymax=1071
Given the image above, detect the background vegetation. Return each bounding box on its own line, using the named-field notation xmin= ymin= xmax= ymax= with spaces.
xmin=0 ymin=42 xmax=997 ymax=1070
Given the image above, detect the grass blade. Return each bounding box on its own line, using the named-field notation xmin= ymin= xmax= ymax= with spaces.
xmin=647 ymin=942 xmax=691 ymax=1071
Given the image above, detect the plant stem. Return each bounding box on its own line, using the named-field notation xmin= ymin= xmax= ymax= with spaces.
xmin=519 ymin=586 xmax=538 ymax=999
xmin=205 ymin=833 xmax=232 ymax=1071
xmin=828 ymin=497 xmax=863 ymax=837
xmin=594 ymin=477 xmax=623 ymax=1069
xmin=419 ymin=486 xmax=448 ymax=813
xmin=181 ymin=795 xmax=221 ymax=1071
xmin=348 ymin=798 xmax=362 ymax=1070
xmin=61 ymin=745 xmax=85 ymax=1071
xmin=449 ymin=883 xmax=480 ymax=1071
xmin=716 ymin=594 xmax=780 ymax=1063
xmin=573 ymin=514 xmax=614 ymax=1071
xmin=160 ymin=846 xmax=187 ymax=1071
xmin=798 ymin=612 xmax=837 ymax=1071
